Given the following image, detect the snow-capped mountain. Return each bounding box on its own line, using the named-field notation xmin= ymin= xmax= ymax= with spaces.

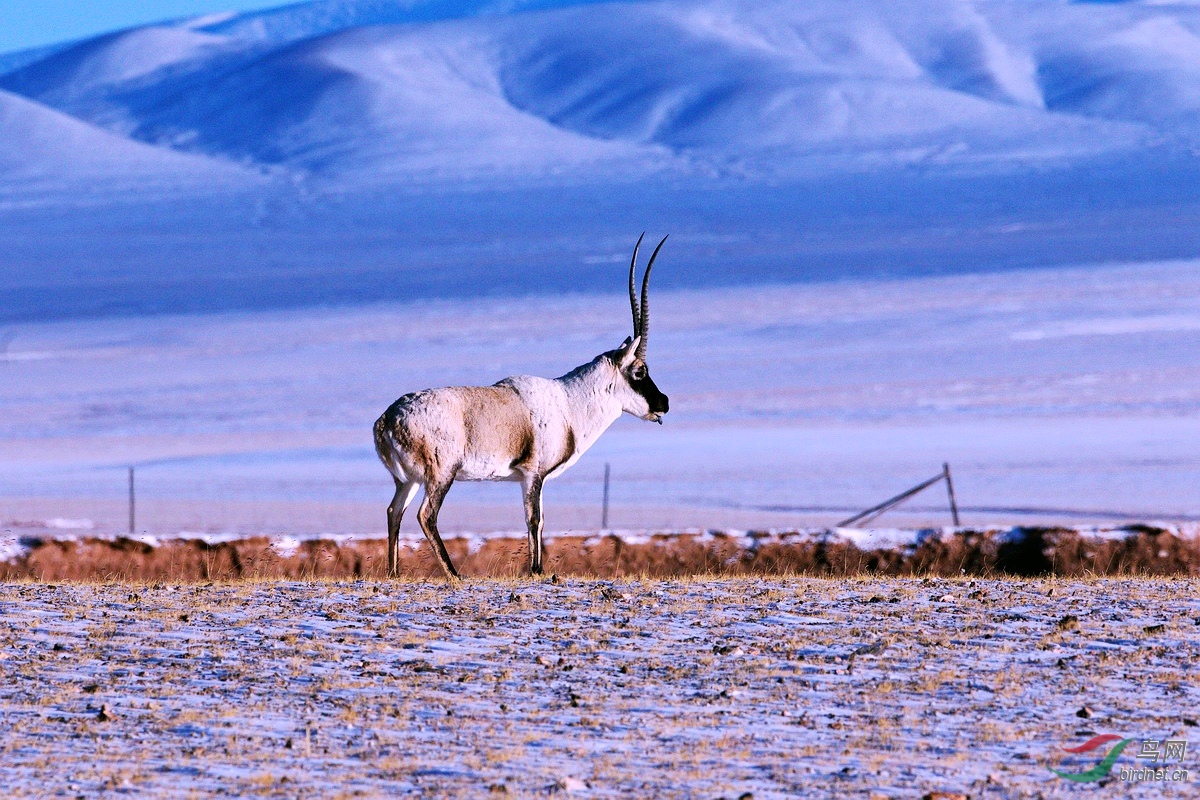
xmin=2 ymin=0 xmax=1200 ymax=320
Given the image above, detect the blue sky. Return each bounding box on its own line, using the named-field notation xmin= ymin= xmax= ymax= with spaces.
xmin=0 ymin=1 xmax=288 ymax=53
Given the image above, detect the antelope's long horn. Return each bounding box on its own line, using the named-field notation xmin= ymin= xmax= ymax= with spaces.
xmin=629 ymin=232 xmax=645 ymax=338
xmin=635 ymin=235 xmax=667 ymax=360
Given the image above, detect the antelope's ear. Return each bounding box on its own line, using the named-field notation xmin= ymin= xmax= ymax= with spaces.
xmin=615 ymin=336 xmax=641 ymax=368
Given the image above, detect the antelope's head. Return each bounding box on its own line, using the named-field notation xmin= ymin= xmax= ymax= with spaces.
xmin=610 ymin=233 xmax=670 ymax=424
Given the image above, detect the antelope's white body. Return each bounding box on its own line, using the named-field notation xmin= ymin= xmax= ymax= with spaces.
xmin=373 ymin=235 xmax=670 ymax=579
xmin=377 ymin=363 xmax=628 ymax=477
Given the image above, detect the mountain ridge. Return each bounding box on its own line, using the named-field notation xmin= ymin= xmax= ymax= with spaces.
xmin=5 ymin=0 xmax=1198 ymax=182
xmin=2 ymin=0 xmax=1200 ymax=322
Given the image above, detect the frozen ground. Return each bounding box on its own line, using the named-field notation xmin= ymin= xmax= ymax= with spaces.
xmin=0 ymin=576 xmax=1196 ymax=797
xmin=2 ymin=258 xmax=1199 ymax=537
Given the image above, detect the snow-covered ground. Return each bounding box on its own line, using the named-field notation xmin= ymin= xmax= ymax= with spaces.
xmin=1 ymin=577 xmax=1196 ymax=797
xmin=2 ymin=258 xmax=1198 ymax=536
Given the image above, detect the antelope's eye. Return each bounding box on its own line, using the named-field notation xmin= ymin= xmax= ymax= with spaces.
xmin=630 ymin=365 xmax=647 ymax=381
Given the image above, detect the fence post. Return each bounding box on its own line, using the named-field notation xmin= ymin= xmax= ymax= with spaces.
xmin=602 ymin=463 xmax=611 ymax=530
xmin=943 ymin=462 xmax=960 ymax=526
xmin=128 ymin=466 xmax=135 ymax=535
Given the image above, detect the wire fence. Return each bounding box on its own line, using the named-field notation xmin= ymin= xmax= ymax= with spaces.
xmin=1 ymin=456 xmax=711 ymax=537
xmin=6 ymin=456 xmax=1188 ymax=541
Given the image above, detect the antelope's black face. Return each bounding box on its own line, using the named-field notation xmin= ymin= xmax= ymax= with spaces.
xmin=626 ymin=359 xmax=669 ymax=423
xmin=610 ymin=337 xmax=669 ymax=423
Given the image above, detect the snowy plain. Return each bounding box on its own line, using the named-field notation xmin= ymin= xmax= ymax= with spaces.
xmin=2 ymin=259 xmax=1199 ymax=540
xmin=1 ymin=577 xmax=1196 ymax=797
xmin=1 ymin=0 xmax=1200 ymax=539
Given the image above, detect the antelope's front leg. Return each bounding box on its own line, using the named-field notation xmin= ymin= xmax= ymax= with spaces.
xmin=521 ymin=474 xmax=546 ymax=575
xmin=417 ymin=479 xmax=460 ymax=580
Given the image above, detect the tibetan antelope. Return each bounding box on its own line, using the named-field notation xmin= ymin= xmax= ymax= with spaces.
xmin=373 ymin=234 xmax=670 ymax=579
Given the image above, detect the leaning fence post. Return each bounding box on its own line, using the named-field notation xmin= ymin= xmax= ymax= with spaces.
xmin=943 ymin=462 xmax=960 ymax=526
xmin=837 ymin=463 xmax=963 ymax=528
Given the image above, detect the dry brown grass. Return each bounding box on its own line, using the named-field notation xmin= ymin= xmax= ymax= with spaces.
xmin=2 ymin=526 xmax=1197 ymax=582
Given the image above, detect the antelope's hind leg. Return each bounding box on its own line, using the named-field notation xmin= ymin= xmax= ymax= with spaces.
xmin=386 ymin=479 xmax=420 ymax=578
xmin=417 ymin=479 xmax=460 ymax=580
xmin=521 ymin=474 xmax=546 ymax=576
